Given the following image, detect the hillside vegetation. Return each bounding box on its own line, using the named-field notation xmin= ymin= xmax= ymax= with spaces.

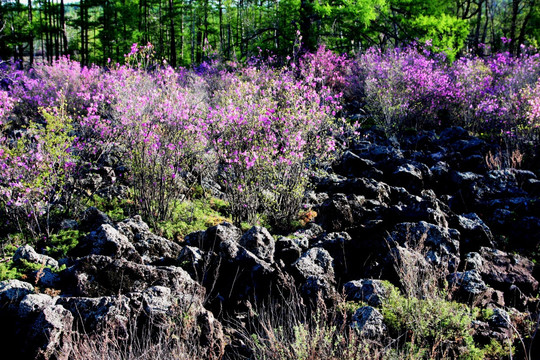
xmin=0 ymin=44 xmax=539 ymax=359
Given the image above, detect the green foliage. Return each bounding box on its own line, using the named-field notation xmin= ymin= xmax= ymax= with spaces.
xmin=481 ymin=338 xmax=514 ymax=359
xmin=409 ymin=13 xmax=470 ymax=62
xmin=379 ymin=282 xmax=517 ymax=359
xmin=311 ymin=0 xmax=389 ymax=51
xmin=0 ymin=262 xmax=22 ymax=281
xmin=85 ymin=194 xmax=130 ymax=222
xmin=0 ymin=241 xmax=20 ymax=281
xmin=381 ymin=283 xmax=481 ymax=359
xmin=0 ymin=100 xmax=77 ymax=237
xmin=45 ymin=229 xmax=81 ymax=259
xmin=153 ymin=197 xmax=231 ymax=241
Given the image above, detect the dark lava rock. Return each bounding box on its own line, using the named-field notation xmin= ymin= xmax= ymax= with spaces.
xmin=344 ymin=279 xmax=388 ymax=306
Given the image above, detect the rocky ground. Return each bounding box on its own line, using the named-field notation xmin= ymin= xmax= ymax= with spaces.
xmin=1 ymin=126 xmax=539 ymax=359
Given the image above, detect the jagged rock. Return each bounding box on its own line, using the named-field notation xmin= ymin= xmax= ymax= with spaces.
xmin=190 ymin=238 xmax=276 ymax=308
xmin=392 ymin=162 xmax=425 ymax=193
xmin=386 ymin=189 xmax=450 ymax=228
xmin=275 ymin=237 xmax=304 ymax=265
xmin=506 ymin=285 xmax=529 ymax=310
xmin=116 ymin=215 xmax=151 ymax=238
xmin=452 ymin=137 xmax=486 ymax=155
xmin=132 ymin=231 xmax=182 ymax=264
xmin=56 ymin=295 xmax=133 ymax=339
xmin=350 ymin=306 xmax=387 ymax=338
xmin=13 ymin=244 xmax=59 ymax=269
xmin=75 ymin=224 xmax=142 ymax=263
xmin=462 ymin=154 xmax=486 ymax=173
xmin=454 ymin=213 xmax=495 ymax=252
xmin=524 ymin=178 xmax=540 ymax=195
xmin=314 ymin=175 xmax=392 ymax=201
xmin=292 ymin=223 xmax=324 ymax=245
xmin=334 ymin=150 xmax=376 ymax=177
xmin=116 ymin=217 xmax=185 ymax=264
xmin=314 ymin=232 xmax=351 ymax=278
xmin=185 ymin=222 xmax=242 ymax=252
xmin=65 ymin=255 xmax=203 ymax=298
xmin=197 ymin=310 xmax=226 ymax=357
xmin=79 ymin=206 xmax=114 ymax=232
xmin=365 ymin=145 xmax=404 ymax=163
xmin=317 ymin=194 xmax=354 ymax=232
xmin=0 ymin=280 xmax=34 ymax=309
xmin=464 ymin=252 xmax=484 ymax=270
xmin=388 ymin=221 xmax=460 ymax=270
xmin=293 ymin=247 xmax=336 ymax=300
xmin=506 ymin=216 xmax=540 ymax=252
xmin=218 ymin=239 xmax=274 ymax=277
xmin=30 ymin=305 xmax=73 ymax=360
xmin=177 ymin=245 xmax=206 ymax=280
xmin=387 ymin=245 xmax=431 ymax=281
xmin=18 ymin=293 xmax=55 ymax=319
xmin=344 ymin=279 xmax=387 ymax=306
xmin=472 ymin=320 xmax=511 ymax=345
xmin=32 ymin=267 xmax=61 ymax=288
xmin=354 ymin=178 xmax=392 ymax=203
xmin=439 ymin=126 xmax=469 ymax=142
xmin=450 ymin=171 xmax=482 ymax=187
xmin=202 ymin=177 xmax=224 ymax=198
xmin=80 ymin=172 xmax=103 ymax=192
xmin=239 ymin=226 xmax=275 ymax=263
xmin=138 ymin=285 xmax=213 ymax=339
xmin=400 ymin=130 xmax=438 ymax=152
xmin=303 ymin=191 xmax=330 ymax=208
xmin=489 ymin=208 xmax=513 ymax=227
xmin=447 ymin=270 xmax=488 ymax=296
xmin=476 ymin=247 xmax=538 ymax=299
xmin=488 ymin=308 xmax=511 ymax=329
xmin=60 ymin=219 xmax=78 ymax=230
xmin=429 ymin=161 xmax=451 ymax=190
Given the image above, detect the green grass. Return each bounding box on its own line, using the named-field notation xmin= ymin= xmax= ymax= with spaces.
xmin=379 ymin=282 xmax=512 ymax=359
xmin=153 ymin=197 xmax=232 ymax=241
xmin=44 ymin=229 xmax=82 ymax=258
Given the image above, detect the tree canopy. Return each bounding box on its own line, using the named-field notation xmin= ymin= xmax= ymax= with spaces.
xmin=1 ymin=0 xmax=539 ymax=66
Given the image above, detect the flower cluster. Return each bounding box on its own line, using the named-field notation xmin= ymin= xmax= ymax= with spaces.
xmin=0 ymin=103 xmax=76 ymax=235
xmin=352 ymin=45 xmax=540 ymax=138
xmin=0 ymin=90 xmax=14 ymax=125
xmin=2 ymin=43 xmax=539 ymax=234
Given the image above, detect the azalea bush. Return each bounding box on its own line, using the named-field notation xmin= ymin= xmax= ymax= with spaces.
xmin=8 ymin=57 xmax=105 ymax=120
xmin=355 ymin=46 xmax=454 ymax=131
xmin=110 ymin=65 xmax=209 ymax=224
xmin=352 ymin=44 xmax=540 ymax=141
xmin=1 ymin=43 xmax=540 ymax=239
xmin=207 ymin=65 xmax=343 ymax=228
xmin=0 ymin=90 xmax=15 ymax=125
xmin=0 ymin=102 xmax=77 ymax=237
xmin=451 ymin=49 xmax=540 ymax=138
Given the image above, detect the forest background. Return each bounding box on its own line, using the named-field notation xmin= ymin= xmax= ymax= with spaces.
xmin=1 ymin=0 xmax=540 ymax=67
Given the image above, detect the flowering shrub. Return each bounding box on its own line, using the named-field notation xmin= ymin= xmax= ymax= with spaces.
xmin=451 ymin=50 xmax=540 ymax=137
xmin=356 ymin=46 xmax=454 ymax=131
xmin=207 ymin=65 xmax=342 ymax=227
xmin=0 ymin=90 xmax=15 ymax=125
xmin=526 ymin=82 xmax=540 ymax=128
xmin=1 ymin=43 xmax=539 ymax=236
xmin=110 ymin=65 xmax=209 ymax=223
xmin=8 ymin=58 xmax=105 ymax=120
xmin=0 ymin=102 xmax=77 ymax=236
xmin=297 ymin=44 xmax=352 ymax=95
xmin=352 ymin=45 xmax=540 ymax=140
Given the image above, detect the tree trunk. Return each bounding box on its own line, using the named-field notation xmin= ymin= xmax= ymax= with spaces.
xmin=509 ymin=0 xmax=520 ymax=54
xmin=169 ymin=0 xmax=177 ymax=67
xmin=28 ymin=0 xmax=33 ymax=65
